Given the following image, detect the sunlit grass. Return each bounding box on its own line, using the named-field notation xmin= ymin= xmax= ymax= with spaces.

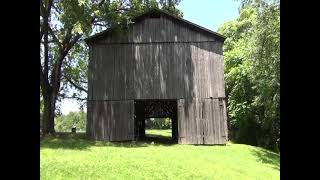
xmin=145 ymin=129 xmax=172 ymax=137
xmin=40 ymin=131 xmax=280 ymax=180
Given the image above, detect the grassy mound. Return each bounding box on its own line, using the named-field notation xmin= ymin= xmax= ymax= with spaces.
xmin=40 ymin=131 xmax=279 ymax=180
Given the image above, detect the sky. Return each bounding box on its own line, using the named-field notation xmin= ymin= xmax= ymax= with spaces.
xmin=178 ymin=0 xmax=240 ymax=31
xmin=60 ymin=0 xmax=240 ymax=115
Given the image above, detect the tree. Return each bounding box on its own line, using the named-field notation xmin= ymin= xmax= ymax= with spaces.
xmin=40 ymin=0 xmax=183 ymax=135
xmin=248 ymin=0 xmax=280 ymax=151
xmin=218 ymin=0 xmax=279 ymax=151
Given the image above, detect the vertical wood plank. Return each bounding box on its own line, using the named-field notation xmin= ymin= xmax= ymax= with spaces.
xmin=222 ymin=99 xmax=228 ymax=142
xmin=159 ymin=43 xmax=168 ymax=99
xmin=153 ymin=43 xmax=160 ymax=99
xmin=177 ymin=99 xmax=185 ymax=144
xmin=134 ymin=44 xmax=141 ymax=99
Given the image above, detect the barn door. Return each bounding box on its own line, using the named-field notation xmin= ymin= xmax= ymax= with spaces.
xmin=109 ymin=100 xmax=135 ymax=141
xmin=202 ymin=98 xmax=227 ymax=144
xmin=178 ymin=98 xmax=227 ymax=144
xmin=177 ymin=98 xmax=203 ymax=144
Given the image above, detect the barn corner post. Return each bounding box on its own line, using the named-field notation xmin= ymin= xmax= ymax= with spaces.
xmin=85 ymin=9 xmax=228 ymax=145
xmin=220 ymin=39 xmax=228 ymax=143
xmin=222 ymin=97 xmax=228 ymax=142
xmin=85 ymin=43 xmax=95 ymax=140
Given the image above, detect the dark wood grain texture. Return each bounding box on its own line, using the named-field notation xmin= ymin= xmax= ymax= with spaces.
xmin=86 ymin=10 xmax=227 ymax=144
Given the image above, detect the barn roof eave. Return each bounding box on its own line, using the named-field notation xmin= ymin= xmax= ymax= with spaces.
xmin=132 ymin=9 xmax=226 ymax=41
xmin=84 ymin=28 xmax=114 ymax=45
xmin=84 ymin=9 xmax=226 ymax=44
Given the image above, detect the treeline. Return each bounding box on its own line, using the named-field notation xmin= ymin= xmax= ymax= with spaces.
xmin=145 ymin=118 xmax=172 ymax=129
xmin=55 ymin=111 xmax=86 ymax=132
xmin=52 ymin=114 xmax=171 ymax=132
xmin=218 ymin=0 xmax=280 ymax=152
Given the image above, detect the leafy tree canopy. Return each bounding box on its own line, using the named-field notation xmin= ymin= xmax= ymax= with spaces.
xmin=218 ymin=0 xmax=279 ymax=152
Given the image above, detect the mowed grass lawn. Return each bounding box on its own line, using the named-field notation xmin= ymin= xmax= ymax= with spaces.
xmin=40 ymin=131 xmax=280 ymax=180
xmin=145 ymin=129 xmax=172 ymax=138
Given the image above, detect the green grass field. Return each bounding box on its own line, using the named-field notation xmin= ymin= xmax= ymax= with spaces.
xmin=145 ymin=129 xmax=172 ymax=138
xmin=40 ymin=131 xmax=280 ymax=180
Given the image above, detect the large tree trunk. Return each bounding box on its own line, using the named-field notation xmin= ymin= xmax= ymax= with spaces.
xmin=41 ymin=88 xmax=56 ymax=135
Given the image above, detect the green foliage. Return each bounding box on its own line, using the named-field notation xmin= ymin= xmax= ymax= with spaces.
xmin=41 ymin=136 xmax=280 ymax=179
xmin=218 ymin=0 xmax=280 ymax=152
xmin=55 ymin=111 xmax=86 ymax=132
xmin=145 ymin=118 xmax=171 ymax=129
xmin=159 ymin=0 xmax=183 ymax=17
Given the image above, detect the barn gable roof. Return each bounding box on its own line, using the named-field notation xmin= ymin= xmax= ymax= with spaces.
xmin=85 ymin=9 xmax=226 ymax=44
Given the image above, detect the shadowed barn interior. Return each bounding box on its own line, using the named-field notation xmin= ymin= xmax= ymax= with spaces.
xmin=85 ymin=9 xmax=228 ymax=144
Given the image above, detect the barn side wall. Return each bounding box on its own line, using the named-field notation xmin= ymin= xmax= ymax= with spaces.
xmin=87 ymin=15 xmax=227 ymax=144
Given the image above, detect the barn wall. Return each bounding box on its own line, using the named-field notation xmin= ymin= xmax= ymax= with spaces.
xmin=90 ymin=42 xmax=224 ymax=100
xmin=87 ymin=14 xmax=227 ymax=144
xmin=86 ymin=100 xmax=135 ymax=141
xmin=90 ymin=15 xmax=225 ymax=101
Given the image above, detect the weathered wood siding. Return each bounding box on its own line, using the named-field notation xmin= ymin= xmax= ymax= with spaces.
xmin=89 ymin=43 xmax=224 ymax=100
xmin=177 ymin=98 xmax=227 ymax=144
xmin=86 ymin=100 xmax=134 ymax=141
xmin=87 ymin=14 xmax=227 ymax=144
xmin=94 ymin=15 xmax=224 ymax=45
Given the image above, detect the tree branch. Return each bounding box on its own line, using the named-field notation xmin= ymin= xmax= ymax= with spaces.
xmin=93 ymin=22 xmax=106 ymax=27
xmin=90 ymin=0 xmax=106 ymax=24
xmin=40 ymin=63 xmax=51 ymax=94
xmin=43 ymin=32 xmax=49 ymax=82
xmin=41 ymin=39 xmax=55 ymax=44
xmin=51 ymin=33 xmax=83 ymax=99
xmin=64 ymin=75 xmax=88 ymax=93
xmin=62 ymin=61 xmax=88 ymax=84
xmin=52 ymin=2 xmax=62 ymax=14
xmin=41 ymin=0 xmax=54 ymax=84
xmin=40 ymin=27 xmax=44 ymax=43
xmin=61 ymin=28 xmax=72 ymax=51
xmin=40 ymin=64 xmax=46 ymax=88
xmin=48 ymin=26 xmax=62 ymax=48
xmin=114 ymin=7 xmax=131 ymax=13
xmin=79 ymin=80 xmax=88 ymax=83
xmin=58 ymin=94 xmax=87 ymax=101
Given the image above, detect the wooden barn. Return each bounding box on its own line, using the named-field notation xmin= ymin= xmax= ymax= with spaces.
xmin=85 ymin=9 xmax=228 ymax=144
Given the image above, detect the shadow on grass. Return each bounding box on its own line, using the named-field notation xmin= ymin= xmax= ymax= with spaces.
xmin=40 ymin=132 xmax=176 ymax=150
xmin=250 ymin=148 xmax=280 ymax=171
xmin=141 ymin=136 xmax=176 ymax=145
xmin=192 ymin=144 xmax=226 ymax=147
xmin=40 ymin=132 xmax=92 ymax=150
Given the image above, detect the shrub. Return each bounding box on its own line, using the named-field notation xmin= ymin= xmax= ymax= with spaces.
xmin=145 ymin=118 xmax=171 ymax=129
xmin=55 ymin=111 xmax=86 ymax=132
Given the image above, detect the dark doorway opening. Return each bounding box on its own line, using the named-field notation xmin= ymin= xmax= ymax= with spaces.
xmin=134 ymin=99 xmax=178 ymax=143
